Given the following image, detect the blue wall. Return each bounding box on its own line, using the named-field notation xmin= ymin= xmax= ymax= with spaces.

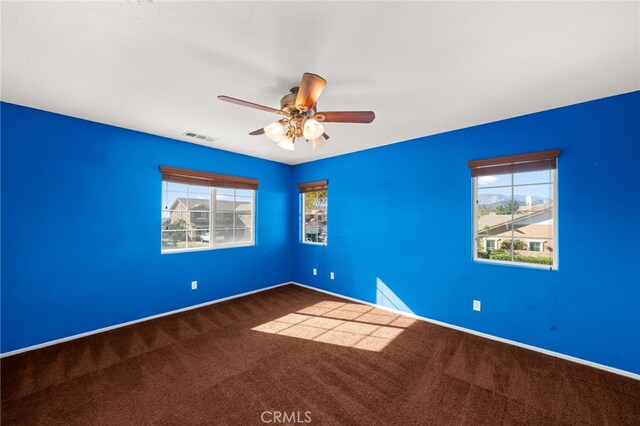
xmin=3 ymin=93 xmax=639 ymax=375
xmin=292 ymin=92 xmax=640 ymax=374
xmin=1 ymin=102 xmax=294 ymax=353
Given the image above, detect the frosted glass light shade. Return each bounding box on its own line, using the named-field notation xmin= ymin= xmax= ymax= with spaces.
xmin=277 ymin=137 xmax=295 ymax=151
xmin=303 ymin=119 xmax=324 ymax=140
xmin=264 ymin=121 xmax=285 ymax=142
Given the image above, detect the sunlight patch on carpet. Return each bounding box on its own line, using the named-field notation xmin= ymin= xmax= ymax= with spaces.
xmin=251 ymin=301 xmax=416 ymax=352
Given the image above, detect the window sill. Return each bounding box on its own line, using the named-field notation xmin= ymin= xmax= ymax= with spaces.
xmin=473 ymin=257 xmax=557 ymax=271
xmin=301 ymin=242 xmax=327 ymax=247
xmin=162 ymin=243 xmax=255 ymax=254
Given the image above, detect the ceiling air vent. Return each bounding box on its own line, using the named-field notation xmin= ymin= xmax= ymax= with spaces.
xmin=183 ymin=131 xmax=215 ymax=143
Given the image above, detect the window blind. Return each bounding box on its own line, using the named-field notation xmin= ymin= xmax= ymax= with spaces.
xmin=160 ymin=166 xmax=259 ymax=190
xmin=467 ymin=149 xmax=560 ymax=177
xmin=298 ymin=180 xmax=328 ymax=193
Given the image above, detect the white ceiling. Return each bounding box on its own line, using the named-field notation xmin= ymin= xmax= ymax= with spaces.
xmin=2 ymin=2 xmax=639 ymax=165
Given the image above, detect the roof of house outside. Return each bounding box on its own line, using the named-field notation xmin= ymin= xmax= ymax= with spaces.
xmin=169 ymin=198 xmax=251 ymax=212
xmin=477 ymin=203 xmax=552 ymax=231
xmin=489 ymin=224 xmax=553 ymax=240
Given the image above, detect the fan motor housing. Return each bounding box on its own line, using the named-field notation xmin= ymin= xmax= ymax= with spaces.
xmin=280 ymin=87 xmax=316 ymax=116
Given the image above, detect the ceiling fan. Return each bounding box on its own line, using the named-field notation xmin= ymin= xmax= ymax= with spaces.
xmin=218 ymin=73 xmax=375 ymax=151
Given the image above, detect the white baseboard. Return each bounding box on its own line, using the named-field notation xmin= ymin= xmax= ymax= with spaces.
xmin=4 ymin=280 xmax=639 ymax=381
xmin=0 ymin=281 xmax=292 ymax=358
xmin=291 ymin=282 xmax=640 ymax=381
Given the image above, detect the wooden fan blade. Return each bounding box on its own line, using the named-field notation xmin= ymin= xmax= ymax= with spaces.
xmin=249 ymin=128 xmax=265 ymax=136
xmin=315 ymin=111 xmax=375 ymax=123
xmin=295 ymin=73 xmax=326 ymax=109
xmin=218 ymin=95 xmax=282 ymax=114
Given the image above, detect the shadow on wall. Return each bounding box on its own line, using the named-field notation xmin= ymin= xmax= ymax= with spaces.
xmin=376 ymin=277 xmax=413 ymax=314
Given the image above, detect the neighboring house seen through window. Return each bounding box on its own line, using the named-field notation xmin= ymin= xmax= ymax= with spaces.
xmin=299 ymin=180 xmax=328 ymax=245
xmin=161 ymin=166 xmax=257 ymax=252
xmin=469 ymin=150 xmax=559 ymax=269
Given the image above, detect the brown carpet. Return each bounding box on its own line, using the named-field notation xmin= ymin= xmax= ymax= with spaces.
xmin=2 ymin=284 xmax=639 ymax=425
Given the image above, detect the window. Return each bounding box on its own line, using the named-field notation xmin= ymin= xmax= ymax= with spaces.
xmin=529 ymin=241 xmax=542 ymax=252
xmin=299 ymin=180 xmax=328 ymax=245
xmin=160 ymin=166 xmax=258 ymax=252
xmin=469 ymin=150 xmax=559 ymax=269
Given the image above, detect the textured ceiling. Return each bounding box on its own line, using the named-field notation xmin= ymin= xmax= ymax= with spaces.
xmin=2 ymin=2 xmax=638 ymax=165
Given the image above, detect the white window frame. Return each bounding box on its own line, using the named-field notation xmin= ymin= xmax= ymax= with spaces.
xmin=472 ymin=169 xmax=558 ymax=270
xmin=162 ymin=184 xmax=255 ymax=254
xmin=302 ymin=191 xmax=327 ymax=246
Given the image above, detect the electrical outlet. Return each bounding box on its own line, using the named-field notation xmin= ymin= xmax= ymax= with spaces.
xmin=330 ymin=272 xmax=335 ymax=280
xmin=191 ymin=281 xmax=198 ymax=290
xmin=473 ymin=300 xmax=481 ymax=311
xmin=313 ymin=268 xmax=317 ymax=276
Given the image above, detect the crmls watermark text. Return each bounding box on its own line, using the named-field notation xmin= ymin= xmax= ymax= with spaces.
xmin=261 ymin=411 xmax=312 ymax=424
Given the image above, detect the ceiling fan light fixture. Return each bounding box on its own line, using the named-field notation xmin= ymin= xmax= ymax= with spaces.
xmin=277 ymin=137 xmax=295 ymax=151
xmin=303 ymin=118 xmax=324 ymax=140
xmin=218 ymin=72 xmax=376 ymax=153
xmin=264 ymin=121 xmax=285 ymax=142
